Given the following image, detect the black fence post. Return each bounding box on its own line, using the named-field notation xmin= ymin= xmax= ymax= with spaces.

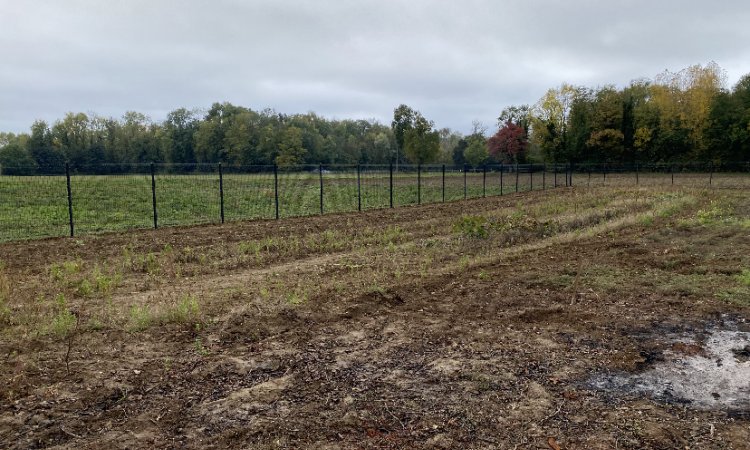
xmin=482 ymin=165 xmax=487 ymax=197
xmin=463 ymin=164 xmax=467 ymax=199
xmin=570 ymin=163 xmax=573 ymax=186
xmin=389 ymin=163 xmax=394 ymax=208
xmin=441 ymin=164 xmax=446 ymax=202
xmin=554 ymin=164 xmax=557 ymax=188
xmin=274 ymin=164 xmax=279 ymax=219
xmin=709 ymin=163 xmax=713 ymax=186
xmin=671 ymin=165 xmax=674 ymax=186
xmin=219 ymin=162 xmax=225 ymax=224
xmin=542 ymin=164 xmax=546 ymax=190
xmin=588 ymin=167 xmax=591 ymax=186
xmin=319 ymin=163 xmax=324 ymax=215
xmin=515 ymin=163 xmax=519 ymax=193
xmin=529 ymin=164 xmax=533 ymax=191
xmin=500 ymin=163 xmax=504 ymax=196
xmin=151 ymin=162 xmax=158 ymax=229
xmin=357 ymin=164 xmax=362 ymax=212
xmin=417 ymin=164 xmax=422 ymax=205
xmin=603 ymin=163 xmax=607 ymax=185
xmin=65 ymin=163 xmax=74 ymax=237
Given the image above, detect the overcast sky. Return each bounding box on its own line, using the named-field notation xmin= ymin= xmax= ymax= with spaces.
xmin=1 ymin=0 xmax=749 ymax=134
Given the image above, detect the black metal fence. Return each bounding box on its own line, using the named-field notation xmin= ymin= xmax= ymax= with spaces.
xmin=1 ymin=162 xmax=748 ymax=242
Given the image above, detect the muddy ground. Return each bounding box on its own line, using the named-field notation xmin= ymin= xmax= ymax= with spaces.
xmin=1 ymin=186 xmax=750 ymax=449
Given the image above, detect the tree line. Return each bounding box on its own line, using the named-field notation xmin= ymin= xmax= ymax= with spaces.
xmin=1 ymin=62 xmax=748 ymax=175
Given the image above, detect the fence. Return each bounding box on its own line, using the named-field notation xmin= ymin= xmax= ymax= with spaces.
xmin=1 ymin=162 xmax=749 ymax=242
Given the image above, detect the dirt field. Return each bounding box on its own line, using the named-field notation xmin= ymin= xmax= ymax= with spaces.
xmin=1 ymin=185 xmax=749 ymax=449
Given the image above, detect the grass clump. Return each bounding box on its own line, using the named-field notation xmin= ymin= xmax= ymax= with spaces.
xmin=92 ymin=266 xmax=122 ymax=295
xmin=638 ymin=215 xmax=655 ymax=227
xmin=167 ymin=295 xmax=201 ymax=323
xmin=376 ymin=226 xmax=404 ymax=245
xmin=695 ymin=200 xmax=733 ymax=226
xmin=50 ymin=260 xmax=82 ymax=283
xmin=50 ymin=260 xmax=122 ymax=297
xmin=128 ymin=305 xmax=153 ymax=331
xmin=286 ymin=290 xmax=307 ymax=305
xmin=453 ymin=215 xmax=491 ymax=239
xmin=738 ymin=269 xmax=750 ymax=287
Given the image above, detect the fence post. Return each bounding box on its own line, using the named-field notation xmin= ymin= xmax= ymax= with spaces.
xmin=500 ymin=163 xmax=504 ymax=196
xmin=529 ymin=164 xmax=533 ymax=191
xmin=357 ymin=164 xmax=362 ymax=212
xmin=554 ymin=164 xmax=557 ymax=188
xmin=515 ymin=163 xmax=519 ymax=193
xmin=151 ymin=162 xmax=158 ymax=229
xmin=319 ymin=164 xmax=324 ymax=215
xmin=65 ymin=163 xmax=74 ymax=237
xmin=603 ymin=163 xmax=607 ymax=185
xmin=570 ymin=163 xmax=573 ymax=186
xmin=482 ymin=165 xmax=486 ymax=197
xmin=441 ymin=164 xmax=445 ymax=202
xmin=417 ymin=164 xmax=421 ymax=205
xmin=709 ymin=163 xmax=713 ymax=186
xmin=671 ymin=165 xmax=674 ymax=186
xmin=463 ymin=164 xmax=467 ymax=199
xmin=389 ymin=163 xmax=394 ymax=208
xmin=219 ymin=162 xmax=224 ymax=224
xmin=542 ymin=164 xmax=546 ymax=190
xmin=274 ymin=164 xmax=279 ymax=219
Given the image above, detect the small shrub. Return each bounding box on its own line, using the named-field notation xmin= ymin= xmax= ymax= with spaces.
xmin=92 ymin=267 xmax=121 ymax=295
xmin=453 ymin=215 xmax=490 ymax=239
xmin=141 ymin=253 xmax=160 ymax=275
xmin=76 ymin=279 xmax=93 ymax=297
xmin=46 ymin=294 xmax=77 ymax=337
xmin=49 ymin=309 xmax=77 ymax=337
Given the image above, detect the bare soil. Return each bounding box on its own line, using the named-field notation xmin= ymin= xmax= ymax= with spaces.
xmin=1 ymin=186 xmax=750 ymax=449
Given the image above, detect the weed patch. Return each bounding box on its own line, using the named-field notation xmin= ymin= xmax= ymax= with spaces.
xmin=738 ymin=269 xmax=750 ymax=287
xmin=128 ymin=305 xmax=153 ymax=331
xmin=453 ymin=215 xmax=491 ymax=239
xmin=166 ymin=295 xmax=202 ymax=324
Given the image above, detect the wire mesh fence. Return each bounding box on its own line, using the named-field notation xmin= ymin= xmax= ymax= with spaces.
xmin=1 ymin=162 xmax=748 ymax=242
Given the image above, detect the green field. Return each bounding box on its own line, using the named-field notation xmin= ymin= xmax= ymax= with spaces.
xmin=0 ymin=167 xmax=744 ymax=242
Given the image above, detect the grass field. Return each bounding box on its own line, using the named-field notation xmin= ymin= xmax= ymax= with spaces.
xmin=1 ymin=167 xmax=746 ymax=242
xmin=1 ymin=183 xmax=749 ymax=448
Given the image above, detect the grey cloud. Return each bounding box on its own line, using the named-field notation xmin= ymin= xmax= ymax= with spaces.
xmin=1 ymin=0 xmax=749 ymax=134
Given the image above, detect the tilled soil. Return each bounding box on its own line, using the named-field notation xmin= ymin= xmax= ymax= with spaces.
xmin=1 ymin=187 xmax=750 ymax=449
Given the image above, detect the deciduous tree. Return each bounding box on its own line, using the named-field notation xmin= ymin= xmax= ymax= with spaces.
xmin=488 ymin=121 xmax=527 ymax=163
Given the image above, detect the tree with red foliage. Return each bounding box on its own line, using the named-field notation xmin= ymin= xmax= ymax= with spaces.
xmin=487 ymin=121 xmax=528 ymax=163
